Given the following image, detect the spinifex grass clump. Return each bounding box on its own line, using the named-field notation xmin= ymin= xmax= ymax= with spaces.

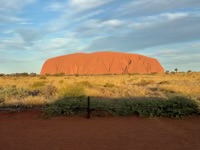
xmin=44 ymin=96 xmax=199 ymax=118
xmin=60 ymin=83 xmax=85 ymax=98
xmin=42 ymin=85 xmax=57 ymax=99
xmin=0 ymin=86 xmax=29 ymax=100
xmin=104 ymin=83 xmax=115 ymax=88
xmin=32 ymin=81 xmax=46 ymax=88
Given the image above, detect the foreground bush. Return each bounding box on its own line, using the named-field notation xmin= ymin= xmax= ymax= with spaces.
xmin=44 ymin=96 xmax=199 ymax=118
xmin=45 ymin=97 xmax=86 ymax=115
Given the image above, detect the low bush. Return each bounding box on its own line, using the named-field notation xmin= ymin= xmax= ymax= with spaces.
xmin=32 ymin=81 xmax=46 ymax=88
xmin=78 ymin=81 xmax=92 ymax=87
xmin=53 ymin=73 xmax=65 ymax=76
xmin=137 ymin=80 xmax=155 ymax=86
xmin=150 ymin=72 xmax=159 ymax=75
xmin=0 ymin=74 xmax=5 ymax=77
xmin=158 ymin=81 xmax=170 ymax=84
xmin=44 ymin=97 xmax=86 ymax=116
xmin=104 ymin=83 xmax=115 ymax=88
xmin=59 ymin=80 xmax=64 ymax=84
xmin=39 ymin=76 xmax=46 ymax=80
xmin=44 ymin=96 xmax=199 ymax=118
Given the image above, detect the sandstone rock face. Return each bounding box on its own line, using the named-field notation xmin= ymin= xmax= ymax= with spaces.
xmin=40 ymin=51 xmax=164 ymax=75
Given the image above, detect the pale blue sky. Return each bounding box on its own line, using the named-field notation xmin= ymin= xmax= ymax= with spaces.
xmin=0 ymin=0 xmax=200 ymax=73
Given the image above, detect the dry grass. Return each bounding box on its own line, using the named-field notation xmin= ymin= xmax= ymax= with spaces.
xmin=0 ymin=72 xmax=200 ymax=106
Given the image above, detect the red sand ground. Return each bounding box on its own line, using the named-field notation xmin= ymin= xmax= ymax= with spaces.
xmin=0 ymin=111 xmax=199 ymax=150
xmin=41 ymin=51 xmax=164 ymax=75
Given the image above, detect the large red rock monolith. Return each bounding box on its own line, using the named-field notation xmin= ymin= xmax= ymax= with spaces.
xmin=40 ymin=51 xmax=164 ymax=75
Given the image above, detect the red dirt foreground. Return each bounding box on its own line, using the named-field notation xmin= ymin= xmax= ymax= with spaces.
xmin=0 ymin=111 xmax=200 ymax=150
xmin=40 ymin=51 xmax=164 ymax=75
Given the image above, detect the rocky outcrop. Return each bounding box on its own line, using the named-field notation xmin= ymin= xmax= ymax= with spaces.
xmin=40 ymin=51 xmax=164 ymax=75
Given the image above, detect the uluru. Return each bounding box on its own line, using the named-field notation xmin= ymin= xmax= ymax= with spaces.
xmin=40 ymin=51 xmax=164 ymax=75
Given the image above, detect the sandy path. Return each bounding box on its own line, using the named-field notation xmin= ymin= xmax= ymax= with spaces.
xmin=0 ymin=111 xmax=199 ymax=150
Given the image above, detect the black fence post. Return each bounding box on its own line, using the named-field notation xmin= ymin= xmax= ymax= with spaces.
xmin=87 ymin=96 xmax=91 ymax=119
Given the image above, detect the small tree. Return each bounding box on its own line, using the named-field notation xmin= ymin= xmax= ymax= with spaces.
xmin=165 ymin=70 xmax=169 ymax=74
xmin=175 ymin=68 xmax=178 ymax=73
xmin=30 ymin=73 xmax=37 ymax=76
xmin=187 ymin=70 xmax=192 ymax=73
xmin=0 ymin=74 xmax=5 ymax=77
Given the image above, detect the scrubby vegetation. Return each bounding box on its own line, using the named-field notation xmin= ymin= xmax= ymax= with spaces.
xmin=44 ymin=96 xmax=199 ymax=118
xmin=0 ymin=72 xmax=200 ymax=117
xmin=45 ymin=97 xmax=87 ymax=116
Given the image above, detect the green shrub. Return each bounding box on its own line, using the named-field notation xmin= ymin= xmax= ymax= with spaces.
xmin=44 ymin=96 xmax=199 ymax=118
xmin=44 ymin=97 xmax=86 ymax=116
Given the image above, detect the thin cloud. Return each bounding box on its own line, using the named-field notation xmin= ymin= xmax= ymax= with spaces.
xmin=0 ymin=0 xmax=37 ymax=13
xmin=86 ymin=12 xmax=200 ymax=51
xmin=120 ymin=0 xmax=200 ymax=17
xmin=0 ymin=0 xmax=200 ymax=73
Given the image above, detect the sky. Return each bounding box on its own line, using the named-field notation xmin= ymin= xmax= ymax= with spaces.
xmin=0 ymin=0 xmax=200 ymax=74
